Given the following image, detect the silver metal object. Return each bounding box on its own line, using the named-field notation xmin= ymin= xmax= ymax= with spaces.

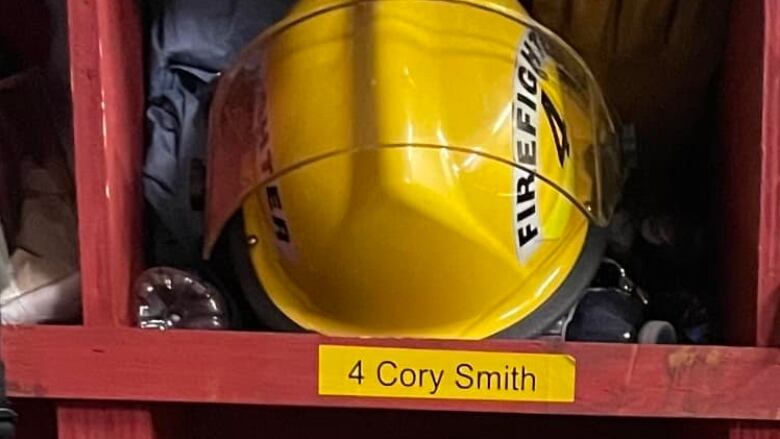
xmin=601 ymin=258 xmax=649 ymax=305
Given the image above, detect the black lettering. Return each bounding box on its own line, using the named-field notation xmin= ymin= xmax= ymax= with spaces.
xmin=266 ymin=185 xmax=282 ymax=210
xmin=377 ymin=361 xmax=397 ymax=386
xmin=272 ymin=216 xmax=290 ymax=242
xmin=516 ymin=204 xmax=536 ymax=223
xmin=521 ymin=44 xmax=543 ymax=76
xmin=517 ymin=66 xmax=537 ymax=95
xmin=541 ymin=92 xmax=571 ymax=167
xmin=510 ymin=367 xmax=519 ymax=391
xmin=399 ymin=369 xmax=416 ymax=387
xmin=516 ymin=173 xmax=535 ymax=203
xmin=520 ymin=366 xmax=537 ymax=392
xmin=477 ymin=370 xmax=502 ymax=390
xmin=515 ymin=105 xmax=536 ymax=136
xmin=455 ymin=363 xmax=474 ymax=390
xmin=348 ymin=360 xmax=365 ymax=384
xmin=516 ymin=140 xmax=537 ymax=165
xmin=428 ymin=370 xmax=444 ymax=395
xmin=516 ymin=92 xmax=535 ymax=111
xmin=518 ymin=224 xmax=539 ymax=247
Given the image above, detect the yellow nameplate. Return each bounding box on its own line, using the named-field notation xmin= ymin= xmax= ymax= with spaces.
xmin=318 ymin=345 xmax=575 ymax=403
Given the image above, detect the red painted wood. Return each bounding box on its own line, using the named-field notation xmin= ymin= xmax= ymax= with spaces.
xmin=69 ymin=0 xmax=144 ymax=327
xmin=60 ymin=0 xmax=155 ymax=436
xmin=68 ymin=0 xmax=108 ymax=325
xmin=42 ymin=0 xmax=780 ymax=437
xmin=57 ymin=403 xmax=158 ymax=439
xmin=92 ymin=0 xmax=145 ymax=325
xmin=3 ymin=326 xmax=780 ymax=421
xmin=719 ymin=0 xmax=780 ymax=350
xmin=717 ymin=0 xmax=764 ymax=346
xmin=727 ymin=3 xmax=780 ymax=437
xmin=758 ymin=0 xmax=780 ymax=348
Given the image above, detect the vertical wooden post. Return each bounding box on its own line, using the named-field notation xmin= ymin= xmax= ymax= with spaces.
xmin=733 ymin=3 xmax=780 ymax=437
xmin=57 ymin=404 xmax=157 ymax=439
xmin=60 ymin=0 xmax=154 ymax=436
xmin=727 ymin=0 xmax=780 ymax=437
xmin=70 ymin=0 xmax=144 ymax=328
xmin=757 ymin=0 xmax=780 ymax=349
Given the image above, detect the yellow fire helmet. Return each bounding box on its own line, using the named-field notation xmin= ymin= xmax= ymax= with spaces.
xmin=204 ymin=0 xmax=624 ymax=339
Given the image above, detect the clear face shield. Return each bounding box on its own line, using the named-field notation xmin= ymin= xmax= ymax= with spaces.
xmin=205 ymin=0 xmax=623 ymax=255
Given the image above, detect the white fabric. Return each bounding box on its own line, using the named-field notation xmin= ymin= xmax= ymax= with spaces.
xmin=0 ymin=159 xmax=80 ymax=324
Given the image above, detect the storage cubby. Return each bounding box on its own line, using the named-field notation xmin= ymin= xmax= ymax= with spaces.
xmin=2 ymin=0 xmax=779 ymax=437
xmin=0 ymin=0 xmax=80 ymax=327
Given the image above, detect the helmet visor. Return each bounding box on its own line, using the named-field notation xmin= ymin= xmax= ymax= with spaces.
xmin=205 ymin=0 xmax=624 ymax=257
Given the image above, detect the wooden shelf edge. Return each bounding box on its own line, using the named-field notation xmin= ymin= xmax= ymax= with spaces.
xmin=2 ymin=325 xmax=779 ymax=421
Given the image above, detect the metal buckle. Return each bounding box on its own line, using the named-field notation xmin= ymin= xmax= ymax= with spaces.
xmin=599 ymin=258 xmax=649 ymax=305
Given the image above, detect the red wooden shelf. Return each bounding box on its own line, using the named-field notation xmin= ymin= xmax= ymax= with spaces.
xmin=3 ymin=325 xmax=779 ymax=421
xmin=3 ymin=0 xmax=779 ymax=436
